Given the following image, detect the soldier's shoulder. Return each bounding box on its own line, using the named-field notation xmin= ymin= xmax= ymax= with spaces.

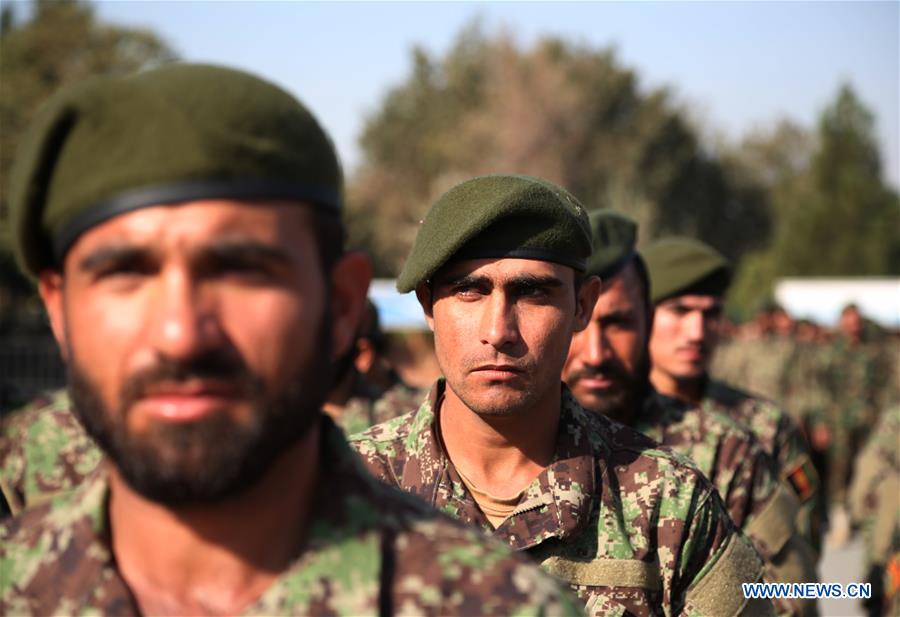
xmin=2 ymin=479 xmax=105 ymax=605
xmin=707 ymin=380 xmax=788 ymax=424
xmin=349 ymin=406 xmax=420 ymax=450
xmin=333 ymin=467 xmax=580 ymax=614
xmin=2 ymin=389 xmax=74 ymax=434
xmin=567 ymin=395 xmax=719 ymax=502
xmin=370 ymin=383 xmax=424 ymax=425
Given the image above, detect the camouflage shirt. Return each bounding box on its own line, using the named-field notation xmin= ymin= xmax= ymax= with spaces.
xmin=701 ymin=380 xmax=822 ymax=552
xmin=350 ymin=380 xmax=772 ymax=617
xmin=1 ymin=415 xmax=580 ymax=616
xmin=637 ymin=392 xmax=818 ymax=616
xmin=848 ymin=406 xmax=900 ymax=616
xmin=337 ymin=375 xmax=424 ymax=437
xmin=0 ymin=389 xmax=100 ymax=516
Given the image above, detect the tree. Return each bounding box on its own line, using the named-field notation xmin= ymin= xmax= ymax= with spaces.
xmin=347 ymin=23 xmax=771 ymax=276
xmin=0 ymin=0 xmax=176 ymax=324
xmin=729 ymin=85 xmax=900 ymax=314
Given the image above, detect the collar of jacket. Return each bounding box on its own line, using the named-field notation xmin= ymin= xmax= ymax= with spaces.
xmin=395 ymin=378 xmax=598 ymax=550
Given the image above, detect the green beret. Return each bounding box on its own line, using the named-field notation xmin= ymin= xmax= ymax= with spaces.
xmin=10 ymin=63 xmax=342 ymax=277
xmin=641 ymin=237 xmax=732 ymax=304
xmin=396 ymin=174 xmax=592 ymax=293
xmin=585 ymin=209 xmax=638 ymax=278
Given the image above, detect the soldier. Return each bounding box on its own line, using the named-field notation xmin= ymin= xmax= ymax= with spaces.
xmin=351 ymin=175 xmax=772 ymax=616
xmin=1 ymin=65 xmax=578 ymax=615
xmin=640 ymin=238 xmax=822 ymax=542
xmin=323 ymin=300 xmax=423 ymax=435
xmin=563 ymin=212 xmax=817 ymax=616
xmin=849 ymin=406 xmax=900 ymax=617
xmin=816 ymin=303 xmax=895 ymax=527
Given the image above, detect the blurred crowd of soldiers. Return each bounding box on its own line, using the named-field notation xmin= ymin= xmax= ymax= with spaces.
xmin=1 ymin=63 xmax=897 ymax=616
xmin=715 ymin=303 xmax=898 ymax=535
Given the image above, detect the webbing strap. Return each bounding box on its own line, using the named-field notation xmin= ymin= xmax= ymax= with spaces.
xmin=685 ymin=535 xmax=766 ymax=617
xmin=541 ymin=556 xmax=661 ymax=589
xmin=748 ymin=483 xmax=798 ymax=555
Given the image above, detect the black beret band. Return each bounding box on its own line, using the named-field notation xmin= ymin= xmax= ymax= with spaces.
xmin=52 ymin=178 xmax=340 ymax=263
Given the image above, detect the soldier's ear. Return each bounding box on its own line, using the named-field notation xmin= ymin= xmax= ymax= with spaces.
xmin=38 ymin=270 xmax=69 ymax=361
xmin=328 ymin=250 xmax=372 ymax=362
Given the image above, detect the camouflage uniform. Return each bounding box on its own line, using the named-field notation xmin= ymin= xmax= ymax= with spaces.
xmin=818 ymin=337 xmax=894 ymax=508
xmin=350 ymin=380 xmax=773 ymax=616
xmin=712 ymin=337 xmax=795 ymax=406
xmin=1 ymin=416 xmax=580 ymax=616
xmin=337 ymin=374 xmax=424 ymax=437
xmin=0 ymin=390 xmax=100 ymax=516
xmin=638 ymin=391 xmax=818 ymax=616
xmin=701 ymin=380 xmax=822 ymax=553
xmin=849 ymin=406 xmax=900 ymax=617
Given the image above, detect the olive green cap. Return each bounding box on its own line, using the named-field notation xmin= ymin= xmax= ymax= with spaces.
xmin=585 ymin=209 xmax=638 ymax=278
xmin=396 ymin=174 xmax=592 ymax=293
xmin=10 ymin=63 xmax=342 ymax=277
xmin=641 ymin=237 xmax=732 ymax=304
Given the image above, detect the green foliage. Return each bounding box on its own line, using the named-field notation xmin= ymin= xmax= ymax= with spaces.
xmin=0 ymin=0 xmax=175 ymax=315
xmin=729 ymin=85 xmax=900 ymax=315
xmin=347 ymin=23 xmax=771 ymax=276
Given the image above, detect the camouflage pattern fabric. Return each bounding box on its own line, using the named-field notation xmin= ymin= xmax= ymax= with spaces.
xmin=818 ymin=338 xmax=895 ymax=507
xmin=712 ymin=336 xmax=796 ymax=406
xmin=849 ymin=406 xmax=900 ymax=617
xmin=1 ymin=416 xmax=580 ymax=616
xmin=638 ymin=391 xmax=818 ymax=617
xmin=337 ymin=375 xmax=424 ymax=437
xmin=350 ymin=380 xmax=773 ymax=617
xmin=702 ymin=380 xmax=823 ymax=554
xmin=0 ymin=390 xmax=100 ymax=516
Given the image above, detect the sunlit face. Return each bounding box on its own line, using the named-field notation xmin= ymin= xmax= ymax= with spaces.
xmin=563 ymin=261 xmax=650 ymax=420
xmin=839 ymin=307 xmax=863 ymax=340
xmin=39 ymin=199 xmax=368 ymax=504
xmin=420 ymin=258 xmax=595 ymax=418
xmin=649 ymin=294 xmax=723 ymax=382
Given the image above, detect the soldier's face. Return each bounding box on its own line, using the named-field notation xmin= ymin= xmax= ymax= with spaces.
xmin=39 ymin=199 xmax=369 ymax=504
xmin=421 ymin=258 xmax=596 ymax=417
xmin=649 ymin=294 xmax=723 ymax=382
xmin=563 ymin=261 xmax=650 ymax=421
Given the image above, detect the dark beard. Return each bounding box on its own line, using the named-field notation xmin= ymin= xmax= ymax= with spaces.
xmin=569 ymin=348 xmax=652 ymax=425
xmin=68 ymin=320 xmax=333 ymax=506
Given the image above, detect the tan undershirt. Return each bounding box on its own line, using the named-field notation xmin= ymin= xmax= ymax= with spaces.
xmin=456 ymin=467 xmax=525 ymax=528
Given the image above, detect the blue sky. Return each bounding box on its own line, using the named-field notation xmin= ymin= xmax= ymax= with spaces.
xmin=87 ymin=1 xmax=898 ymax=187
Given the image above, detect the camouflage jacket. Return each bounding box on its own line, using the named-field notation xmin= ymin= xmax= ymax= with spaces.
xmin=350 ymin=380 xmax=772 ymax=617
xmin=820 ymin=338 xmax=895 ymax=429
xmin=849 ymin=405 xmax=899 ymax=565
xmin=0 ymin=390 xmax=100 ymax=516
xmin=849 ymin=406 xmax=900 ymax=616
xmin=337 ymin=374 xmax=424 ymax=437
xmin=1 ymin=416 xmax=580 ymax=616
xmin=701 ymin=380 xmax=822 ymax=552
xmin=637 ymin=392 xmax=819 ymax=616
xmin=638 ymin=393 xmax=785 ymax=553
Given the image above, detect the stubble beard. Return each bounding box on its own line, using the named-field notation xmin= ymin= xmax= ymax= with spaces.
xmin=67 ymin=316 xmax=334 ymax=507
xmin=569 ymin=349 xmax=652 ymax=425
